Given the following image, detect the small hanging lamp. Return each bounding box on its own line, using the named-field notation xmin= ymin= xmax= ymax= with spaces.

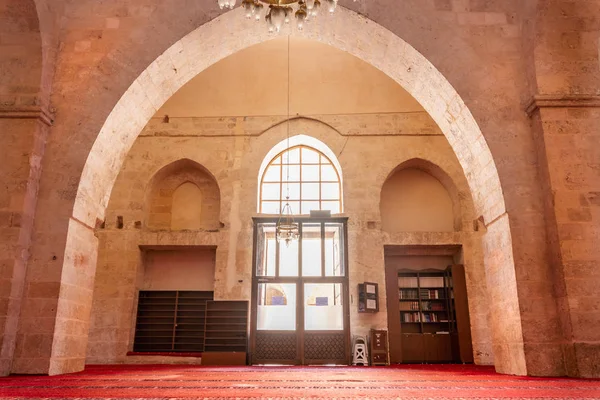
xmin=276 ymin=36 xmax=299 ymax=246
xmin=276 ymin=197 xmax=299 ymax=246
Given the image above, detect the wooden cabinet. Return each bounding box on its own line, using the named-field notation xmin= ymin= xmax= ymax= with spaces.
xmin=369 ymin=329 xmax=388 ymax=365
xmin=423 ymin=334 xmax=452 ymax=362
xmin=358 ymin=282 xmax=379 ymax=313
xmin=400 ymin=334 xmax=423 ymax=363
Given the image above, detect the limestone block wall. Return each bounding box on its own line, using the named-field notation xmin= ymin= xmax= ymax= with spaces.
xmin=87 ymin=114 xmax=493 ymax=365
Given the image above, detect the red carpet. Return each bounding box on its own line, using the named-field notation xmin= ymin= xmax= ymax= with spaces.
xmin=1 ymin=364 xmax=599 ymax=399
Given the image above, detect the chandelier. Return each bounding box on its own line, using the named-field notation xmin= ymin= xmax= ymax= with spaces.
xmin=217 ymin=0 xmax=354 ymax=31
xmin=276 ymin=198 xmax=299 ymax=246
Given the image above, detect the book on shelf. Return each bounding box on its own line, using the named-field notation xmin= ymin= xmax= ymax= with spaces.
xmin=398 ymin=277 xmax=419 ymax=288
xmin=419 ymin=288 xmax=443 ymax=299
xmin=419 ymin=276 xmax=444 ymax=287
xmin=401 ymin=312 xmax=421 ymax=323
xmin=399 ymin=288 xmax=418 ymax=299
xmin=421 ymin=312 xmax=440 ymax=322
xmin=398 ymin=301 xmax=419 ymax=311
xmin=421 ymin=301 xmax=445 ymax=311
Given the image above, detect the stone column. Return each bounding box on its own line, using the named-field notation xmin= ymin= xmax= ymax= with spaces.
xmin=529 ymin=99 xmax=600 ymax=378
xmin=525 ymin=0 xmax=600 ymax=378
xmin=0 ymin=109 xmax=51 ymax=376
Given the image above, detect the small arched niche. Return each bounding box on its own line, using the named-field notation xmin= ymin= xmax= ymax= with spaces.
xmin=380 ymin=159 xmax=461 ymax=233
xmin=145 ymin=159 xmax=220 ymax=230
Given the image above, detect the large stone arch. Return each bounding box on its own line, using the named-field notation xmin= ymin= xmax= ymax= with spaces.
xmin=75 ymin=8 xmax=505 ymax=225
xmin=59 ymin=6 xmax=522 ymax=375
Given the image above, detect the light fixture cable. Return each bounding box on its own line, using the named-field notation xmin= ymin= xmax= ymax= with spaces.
xmin=285 ymin=34 xmax=291 ymax=202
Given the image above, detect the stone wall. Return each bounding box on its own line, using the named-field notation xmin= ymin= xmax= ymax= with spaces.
xmin=0 ymin=0 xmax=597 ymax=377
xmin=87 ymin=114 xmax=493 ymax=365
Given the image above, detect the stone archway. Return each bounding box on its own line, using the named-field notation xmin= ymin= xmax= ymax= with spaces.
xmin=54 ymin=7 xmax=524 ymax=375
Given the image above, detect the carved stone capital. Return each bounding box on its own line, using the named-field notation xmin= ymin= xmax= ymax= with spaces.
xmin=526 ymin=94 xmax=600 ymax=116
xmin=0 ymin=105 xmax=54 ymax=126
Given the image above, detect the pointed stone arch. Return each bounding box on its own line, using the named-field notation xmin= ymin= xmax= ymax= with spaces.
xmin=52 ymin=6 xmax=524 ymax=375
xmin=381 ymin=158 xmax=465 ymax=233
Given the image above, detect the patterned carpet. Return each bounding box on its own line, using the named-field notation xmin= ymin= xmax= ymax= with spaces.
xmin=1 ymin=364 xmax=599 ymax=399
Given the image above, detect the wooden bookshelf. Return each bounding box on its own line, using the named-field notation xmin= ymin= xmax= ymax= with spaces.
xmin=204 ymin=300 xmax=248 ymax=352
xmin=133 ymin=291 xmax=213 ymax=353
xmin=202 ymin=300 xmax=248 ymax=365
xmin=392 ymin=267 xmax=471 ymax=363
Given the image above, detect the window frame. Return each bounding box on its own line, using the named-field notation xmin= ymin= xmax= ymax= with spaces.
xmin=259 ymin=145 xmax=343 ymax=215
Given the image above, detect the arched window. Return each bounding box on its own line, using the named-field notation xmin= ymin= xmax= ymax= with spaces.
xmin=259 ymin=144 xmax=342 ymax=215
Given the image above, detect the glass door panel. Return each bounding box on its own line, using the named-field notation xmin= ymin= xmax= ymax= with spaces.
xmin=257 ymin=283 xmax=297 ymax=330
xmin=279 ymin=239 xmax=299 ymax=277
xmin=252 ymin=218 xmax=349 ymax=365
xmin=324 ymin=223 xmax=344 ymax=276
xmin=304 ymin=283 xmax=344 ymax=331
xmin=302 ymin=224 xmax=322 ymax=276
xmin=256 ymin=224 xmax=276 ymax=276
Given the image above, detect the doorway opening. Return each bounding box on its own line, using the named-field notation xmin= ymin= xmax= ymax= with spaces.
xmin=250 ymin=217 xmax=350 ymax=365
xmin=384 ymin=245 xmax=474 ymax=364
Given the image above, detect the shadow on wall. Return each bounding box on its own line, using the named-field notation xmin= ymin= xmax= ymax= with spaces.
xmin=380 ymin=159 xmax=462 ymax=232
xmin=144 ymin=159 xmax=221 ymax=231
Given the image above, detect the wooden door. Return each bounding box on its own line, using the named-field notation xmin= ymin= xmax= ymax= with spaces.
xmin=385 ymin=262 xmax=402 ymax=363
xmin=451 ymin=264 xmax=474 ymax=363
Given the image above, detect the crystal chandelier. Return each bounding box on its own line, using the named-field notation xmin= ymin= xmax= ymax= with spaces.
xmin=217 ymin=0 xmax=356 ymax=31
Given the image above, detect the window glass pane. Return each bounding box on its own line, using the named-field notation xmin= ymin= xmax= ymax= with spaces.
xmin=322 ymin=201 xmax=340 ymax=214
xmin=263 ymin=166 xmax=281 ymax=182
xmin=321 ymin=164 xmax=338 ymax=181
xmin=302 ymin=224 xmax=322 ymax=276
xmin=279 ymin=239 xmax=299 ymax=277
xmin=281 ymin=165 xmax=300 ymax=182
xmin=285 ymin=148 xmax=300 ymax=164
xmin=325 ymin=223 xmax=344 ymax=277
xmin=282 ymin=182 xmax=300 ymax=200
xmin=257 ymin=283 xmax=296 ymax=330
xmin=288 ymin=201 xmax=300 ymax=215
xmin=301 ymin=165 xmax=320 ymax=182
xmin=301 ymin=201 xmax=320 ymax=214
xmin=304 ymin=283 xmax=343 ymax=330
xmin=261 ymin=201 xmax=281 ymax=214
xmin=301 ymin=183 xmax=319 ymax=200
xmin=256 ymin=224 xmax=276 ymax=276
xmin=262 ymin=183 xmax=281 ymax=200
xmin=302 ymin=147 xmax=319 ymax=163
xmin=321 ymin=182 xmax=340 ymax=200
xmin=259 ymin=145 xmax=343 ymax=214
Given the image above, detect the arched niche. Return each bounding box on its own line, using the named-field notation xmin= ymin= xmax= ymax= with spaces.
xmin=145 ymin=159 xmax=221 ymax=231
xmin=380 ymin=159 xmax=463 ymax=232
xmin=171 ymin=182 xmax=204 ymax=230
